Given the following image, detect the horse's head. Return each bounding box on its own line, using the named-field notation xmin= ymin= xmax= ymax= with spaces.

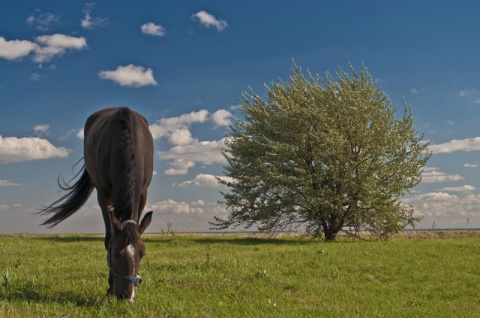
xmin=107 ymin=211 xmax=152 ymax=303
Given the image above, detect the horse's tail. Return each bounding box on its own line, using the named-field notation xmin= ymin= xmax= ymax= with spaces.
xmin=39 ymin=165 xmax=94 ymax=228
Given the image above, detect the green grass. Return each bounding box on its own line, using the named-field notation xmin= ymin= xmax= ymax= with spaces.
xmin=1 ymin=234 xmax=480 ymax=317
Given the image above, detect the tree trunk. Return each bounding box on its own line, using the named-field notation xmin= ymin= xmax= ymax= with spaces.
xmin=322 ymin=222 xmax=339 ymax=241
xmin=324 ymin=229 xmax=337 ymax=241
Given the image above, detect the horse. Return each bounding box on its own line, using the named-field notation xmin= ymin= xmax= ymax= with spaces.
xmin=39 ymin=107 xmax=154 ymax=303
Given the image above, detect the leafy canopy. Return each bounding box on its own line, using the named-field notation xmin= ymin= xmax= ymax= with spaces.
xmin=212 ymin=64 xmax=430 ymax=240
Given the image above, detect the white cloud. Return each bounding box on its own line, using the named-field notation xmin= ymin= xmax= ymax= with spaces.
xmin=459 ymin=89 xmax=479 ymax=97
xmin=403 ymin=192 xmax=480 ymax=228
xmin=33 ymin=34 xmax=87 ymax=63
xmin=0 ymin=135 xmax=70 ymax=163
xmin=99 ymin=64 xmax=158 ymax=87
xmin=168 ymin=128 xmax=194 ymax=146
xmin=164 ymin=159 xmax=195 ymax=175
xmin=0 ymin=37 xmax=38 ymax=60
xmin=212 ymin=109 xmax=233 ymax=127
xmin=440 ymin=185 xmax=475 ymax=192
xmin=421 ymin=167 xmax=464 ymax=183
xmin=459 ymin=89 xmax=480 ymax=105
xmin=33 ymin=124 xmax=50 ymax=135
xmin=410 ymin=87 xmax=426 ymax=95
xmin=177 ymin=174 xmax=233 ymax=188
xmin=148 ymin=199 xmax=224 ymax=215
xmin=1 ymin=34 xmax=86 ymax=63
xmin=191 ymin=11 xmax=228 ymax=31
xmin=158 ymin=139 xmax=226 ymax=175
xmin=149 ymin=110 xmax=210 ymax=140
xmin=81 ymin=3 xmax=108 ymax=29
xmin=141 ymin=22 xmax=167 ymax=36
xmin=414 ymin=191 xmax=458 ymax=201
xmin=464 ymin=163 xmax=478 ymax=168
xmin=0 ymin=180 xmax=21 ymax=187
xmin=429 ymin=137 xmax=480 ymax=154
xmin=26 ymin=10 xmax=60 ymax=31
xmin=151 ymin=109 xmax=233 ymax=174
xmin=77 ymin=128 xmax=84 ymax=139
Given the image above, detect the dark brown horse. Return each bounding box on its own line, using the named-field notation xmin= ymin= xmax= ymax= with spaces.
xmin=39 ymin=107 xmax=154 ymax=303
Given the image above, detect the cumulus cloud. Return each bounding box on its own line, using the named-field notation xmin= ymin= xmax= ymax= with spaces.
xmin=150 ymin=109 xmax=233 ymax=174
xmin=149 ymin=109 xmax=232 ymax=140
xmin=141 ymin=22 xmax=167 ymax=36
xmin=168 ymin=128 xmax=194 ymax=146
xmin=421 ymin=167 xmax=464 ymax=183
xmin=163 ymin=159 xmax=195 ymax=175
xmin=212 ymin=109 xmax=233 ymax=127
xmin=77 ymin=128 xmax=85 ymax=139
xmin=0 ymin=37 xmax=38 ymax=60
xmin=464 ymin=163 xmax=478 ymax=168
xmin=440 ymin=185 xmax=475 ymax=192
xmin=403 ymin=192 xmax=480 ymax=228
xmin=191 ymin=11 xmax=228 ymax=31
xmin=177 ymin=174 xmax=233 ymax=188
xmin=148 ymin=199 xmax=224 ymax=215
xmin=0 ymin=135 xmax=70 ymax=163
xmin=0 ymin=34 xmax=87 ymax=63
xmin=99 ymin=64 xmax=158 ymax=87
xmin=33 ymin=34 xmax=87 ymax=63
xmin=429 ymin=137 xmax=480 ymax=154
xmin=158 ymin=139 xmax=226 ymax=175
xmin=81 ymin=3 xmax=108 ymax=29
xmin=0 ymin=180 xmax=21 ymax=187
xmin=26 ymin=10 xmax=60 ymax=31
xmin=149 ymin=110 xmax=210 ymax=140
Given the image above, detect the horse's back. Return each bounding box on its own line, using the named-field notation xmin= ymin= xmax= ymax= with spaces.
xmin=84 ymin=107 xmax=154 ymax=199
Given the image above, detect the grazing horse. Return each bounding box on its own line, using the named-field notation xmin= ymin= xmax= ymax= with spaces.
xmin=39 ymin=107 xmax=154 ymax=303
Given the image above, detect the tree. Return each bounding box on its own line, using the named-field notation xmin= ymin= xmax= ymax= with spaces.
xmin=212 ymin=64 xmax=430 ymax=240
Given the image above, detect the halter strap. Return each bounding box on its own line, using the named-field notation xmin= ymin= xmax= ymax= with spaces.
xmin=122 ymin=219 xmax=137 ymax=226
xmin=110 ymin=270 xmax=143 ymax=284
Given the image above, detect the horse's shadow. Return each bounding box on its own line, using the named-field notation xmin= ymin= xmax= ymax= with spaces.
xmin=1 ymin=286 xmax=103 ymax=307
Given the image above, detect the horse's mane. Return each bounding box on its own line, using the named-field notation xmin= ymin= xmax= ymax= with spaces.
xmin=112 ymin=108 xmax=136 ymax=222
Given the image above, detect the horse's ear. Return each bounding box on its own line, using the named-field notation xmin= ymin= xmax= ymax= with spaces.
xmin=139 ymin=211 xmax=153 ymax=235
xmin=110 ymin=212 xmax=122 ymax=233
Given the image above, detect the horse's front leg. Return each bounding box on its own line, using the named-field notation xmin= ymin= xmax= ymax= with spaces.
xmin=97 ymin=190 xmax=114 ymax=296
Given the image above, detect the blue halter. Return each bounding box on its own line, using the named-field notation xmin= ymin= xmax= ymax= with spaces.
xmin=108 ymin=220 xmax=142 ymax=285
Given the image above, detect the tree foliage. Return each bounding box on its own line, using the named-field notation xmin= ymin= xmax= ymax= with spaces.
xmin=212 ymin=64 xmax=430 ymax=240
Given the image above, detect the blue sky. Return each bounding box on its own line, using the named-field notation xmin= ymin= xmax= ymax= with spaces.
xmin=2 ymin=1 xmax=480 ymax=233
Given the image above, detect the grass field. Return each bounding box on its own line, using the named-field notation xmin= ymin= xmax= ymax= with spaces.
xmin=1 ymin=233 xmax=479 ymax=317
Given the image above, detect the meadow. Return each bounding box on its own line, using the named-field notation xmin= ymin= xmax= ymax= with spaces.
xmin=1 ymin=232 xmax=479 ymax=317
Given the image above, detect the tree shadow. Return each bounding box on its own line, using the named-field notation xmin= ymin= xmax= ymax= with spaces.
xmin=33 ymin=235 xmax=104 ymax=243
xmin=190 ymin=236 xmax=317 ymax=246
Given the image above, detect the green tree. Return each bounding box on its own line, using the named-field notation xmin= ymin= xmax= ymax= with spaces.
xmin=212 ymin=64 xmax=430 ymax=240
